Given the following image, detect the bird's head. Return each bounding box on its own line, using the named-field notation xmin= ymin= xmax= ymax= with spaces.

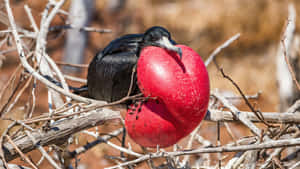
xmin=143 ymin=26 xmax=182 ymax=59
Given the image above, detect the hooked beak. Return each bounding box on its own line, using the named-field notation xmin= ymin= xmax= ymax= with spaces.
xmin=157 ymin=37 xmax=182 ymax=59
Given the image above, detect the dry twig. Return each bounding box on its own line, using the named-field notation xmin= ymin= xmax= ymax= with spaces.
xmin=205 ymin=33 xmax=240 ymax=66
xmin=6 ymin=135 xmax=38 ymax=169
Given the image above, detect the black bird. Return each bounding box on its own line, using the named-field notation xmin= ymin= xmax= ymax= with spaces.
xmin=45 ymin=26 xmax=181 ymax=102
xmin=87 ymin=26 xmax=182 ymax=102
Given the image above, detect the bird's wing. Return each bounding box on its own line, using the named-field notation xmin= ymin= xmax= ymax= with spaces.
xmin=88 ymin=51 xmax=138 ymax=101
xmin=100 ymin=34 xmax=143 ymax=59
xmin=111 ymin=52 xmax=138 ymax=94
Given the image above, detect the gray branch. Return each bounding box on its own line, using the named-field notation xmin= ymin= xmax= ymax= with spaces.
xmin=2 ymin=108 xmax=120 ymax=162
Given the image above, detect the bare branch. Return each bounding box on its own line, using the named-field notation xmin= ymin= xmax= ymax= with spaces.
xmin=3 ymin=108 xmax=120 ymax=161
xmin=206 ymin=109 xmax=300 ymax=123
xmin=205 ymin=33 xmax=240 ymax=66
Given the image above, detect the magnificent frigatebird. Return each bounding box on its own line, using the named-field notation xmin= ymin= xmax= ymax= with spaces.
xmin=46 ymin=26 xmax=181 ymax=102
xmin=87 ymin=26 xmax=182 ymax=102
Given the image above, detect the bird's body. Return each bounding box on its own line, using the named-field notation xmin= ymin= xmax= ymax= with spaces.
xmin=87 ymin=26 xmax=181 ymax=102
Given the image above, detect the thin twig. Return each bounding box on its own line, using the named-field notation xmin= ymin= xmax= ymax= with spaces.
xmin=2 ymin=75 xmax=33 ymax=116
xmin=282 ymin=39 xmax=300 ymax=91
xmin=49 ymin=24 xmax=112 ymax=33
xmin=81 ymin=129 xmax=142 ymax=157
xmin=27 ymin=78 xmax=36 ymax=118
xmin=25 ymin=130 xmax=62 ymax=169
xmin=127 ymin=65 xmax=136 ymax=97
xmin=55 ymin=61 xmax=88 ymax=68
xmin=24 ymin=5 xmax=39 ymax=33
xmin=225 ymin=92 xmax=261 ymax=100
xmin=0 ymin=121 xmax=16 ymax=169
xmin=205 ymin=33 xmax=240 ymax=66
xmin=6 ymin=135 xmax=38 ymax=169
xmin=218 ymin=68 xmax=271 ymax=127
xmin=61 ymin=73 xmax=87 ymax=83
xmin=2 ymin=118 xmax=35 ymax=131
xmin=0 ymin=63 xmax=22 ymax=100
xmin=0 ymin=70 xmax=23 ymax=117
xmin=70 ymin=128 xmax=124 ymax=158
xmin=224 ymin=122 xmax=237 ymax=141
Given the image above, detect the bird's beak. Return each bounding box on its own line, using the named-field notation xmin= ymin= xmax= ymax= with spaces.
xmin=157 ymin=37 xmax=182 ymax=59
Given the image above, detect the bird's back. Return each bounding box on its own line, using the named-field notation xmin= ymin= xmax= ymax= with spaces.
xmin=100 ymin=34 xmax=143 ymax=58
xmin=87 ymin=34 xmax=142 ymax=102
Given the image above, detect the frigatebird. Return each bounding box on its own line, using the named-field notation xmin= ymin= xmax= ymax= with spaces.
xmin=87 ymin=26 xmax=182 ymax=102
xmin=46 ymin=26 xmax=181 ymax=102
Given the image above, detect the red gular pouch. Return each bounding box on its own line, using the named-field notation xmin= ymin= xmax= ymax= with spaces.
xmin=125 ymin=45 xmax=210 ymax=148
xmin=126 ymin=100 xmax=185 ymax=148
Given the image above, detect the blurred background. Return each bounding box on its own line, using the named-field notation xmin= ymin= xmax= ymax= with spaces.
xmin=1 ymin=0 xmax=300 ymax=168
